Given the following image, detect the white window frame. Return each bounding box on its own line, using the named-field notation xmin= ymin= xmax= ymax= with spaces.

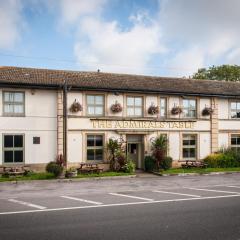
xmin=3 ymin=91 xmax=25 ymax=116
xmin=3 ymin=134 xmax=25 ymax=164
xmin=230 ymin=134 xmax=240 ymax=152
xmin=86 ymin=94 xmax=104 ymax=116
xmin=126 ymin=96 xmax=143 ymax=117
xmin=182 ymin=134 xmax=197 ymax=160
xmin=86 ymin=134 xmax=104 ymax=161
xmin=182 ymin=99 xmax=197 ymax=118
xmin=160 ymin=97 xmax=167 ymax=118
xmin=230 ymin=101 xmax=240 ymax=119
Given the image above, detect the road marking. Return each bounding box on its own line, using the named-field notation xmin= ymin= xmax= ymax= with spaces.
xmin=8 ymin=199 xmax=46 ymax=210
xmin=109 ymin=193 xmax=154 ymax=201
xmin=153 ymin=190 xmax=201 ymax=198
xmin=1 ymin=194 xmax=240 ymax=215
xmin=186 ymin=187 xmax=240 ymax=195
xmin=227 ymin=186 xmax=240 ymax=189
xmin=61 ymin=196 xmax=102 ymax=205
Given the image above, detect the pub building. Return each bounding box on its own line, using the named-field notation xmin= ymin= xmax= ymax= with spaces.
xmin=0 ymin=66 xmax=240 ymax=171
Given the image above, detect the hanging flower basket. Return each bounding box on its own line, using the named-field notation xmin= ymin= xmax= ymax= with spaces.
xmin=148 ymin=104 xmax=159 ymax=115
xmin=69 ymin=100 xmax=82 ymax=113
xmin=202 ymin=107 xmax=214 ymax=116
xmin=111 ymin=101 xmax=123 ymax=113
xmin=171 ymin=106 xmax=182 ymax=115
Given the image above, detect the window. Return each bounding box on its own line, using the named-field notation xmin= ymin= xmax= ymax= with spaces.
xmin=3 ymin=91 xmax=25 ymax=116
xmin=231 ymin=134 xmax=240 ymax=152
xmin=230 ymin=102 xmax=240 ymax=118
xmin=86 ymin=95 xmax=104 ymax=116
xmin=3 ymin=135 xmax=24 ymax=163
xmin=160 ymin=98 xmax=167 ymax=117
xmin=182 ymin=134 xmax=197 ymax=159
xmin=87 ymin=135 xmax=103 ymax=161
xmin=127 ymin=96 xmax=143 ymax=117
xmin=182 ymin=99 xmax=196 ymax=118
xmin=33 ymin=137 xmax=40 ymax=144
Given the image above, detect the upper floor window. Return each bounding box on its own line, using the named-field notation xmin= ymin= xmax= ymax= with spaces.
xmin=3 ymin=134 xmax=24 ymax=163
xmin=3 ymin=91 xmax=25 ymax=116
xmin=127 ymin=96 xmax=143 ymax=117
xmin=230 ymin=101 xmax=240 ymax=118
xmin=231 ymin=134 xmax=240 ymax=152
xmin=182 ymin=99 xmax=196 ymax=118
xmin=160 ymin=98 xmax=167 ymax=117
xmin=86 ymin=95 xmax=104 ymax=116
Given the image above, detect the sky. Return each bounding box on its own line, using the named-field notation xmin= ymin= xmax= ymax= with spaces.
xmin=0 ymin=0 xmax=240 ymax=77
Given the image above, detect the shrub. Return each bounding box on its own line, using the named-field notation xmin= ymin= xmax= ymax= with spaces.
xmin=144 ymin=156 xmax=156 ymax=172
xmin=160 ymin=156 xmax=173 ymax=170
xmin=124 ymin=160 xmax=135 ymax=174
xmin=203 ymin=153 xmax=223 ymax=168
xmin=46 ymin=161 xmax=63 ymax=177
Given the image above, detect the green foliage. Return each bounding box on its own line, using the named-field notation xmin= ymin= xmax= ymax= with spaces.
xmin=124 ymin=160 xmax=135 ymax=174
xmin=46 ymin=161 xmax=63 ymax=177
xmin=192 ymin=65 xmax=240 ymax=81
xmin=107 ymin=138 xmax=122 ymax=171
xmin=204 ymin=148 xmax=240 ymax=168
xmin=160 ymin=156 xmax=173 ymax=170
xmin=144 ymin=156 xmax=156 ymax=172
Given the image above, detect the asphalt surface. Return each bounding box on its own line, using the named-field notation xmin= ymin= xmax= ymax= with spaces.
xmin=0 ymin=173 xmax=240 ymax=240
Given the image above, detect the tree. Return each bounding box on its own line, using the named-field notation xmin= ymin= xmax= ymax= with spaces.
xmin=192 ymin=65 xmax=240 ymax=81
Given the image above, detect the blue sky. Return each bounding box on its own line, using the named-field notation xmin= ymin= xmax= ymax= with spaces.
xmin=0 ymin=0 xmax=240 ymax=77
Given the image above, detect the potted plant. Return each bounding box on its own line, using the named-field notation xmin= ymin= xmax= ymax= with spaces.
xmin=148 ymin=103 xmax=159 ymax=115
xmin=65 ymin=167 xmax=78 ymax=178
xmin=171 ymin=105 xmax=182 ymax=115
xmin=111 ymin=101 xmax=123 ymax=113
xmin=202 ymin=107 xmax=214 ymax=116
xmin=69 ymin=99 xmax=82 ymax=113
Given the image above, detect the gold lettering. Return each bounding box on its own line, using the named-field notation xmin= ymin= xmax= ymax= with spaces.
xmin=92 ymin=120 xmax=98 ymax=128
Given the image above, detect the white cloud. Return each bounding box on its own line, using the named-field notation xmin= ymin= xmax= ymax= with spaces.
xmin=74 ymin=16 xmax=165 ymax=74
xmin=0 ymin=0 xmax=24 ymax=49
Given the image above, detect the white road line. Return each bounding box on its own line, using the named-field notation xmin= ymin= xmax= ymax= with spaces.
xmin=227 ymin=186 xmax=240 ymax=189
xmin=109 ymin=193 xmax=154 ymax=202
xmin=1 ymin=194 xmax=240 ymax=215
xmin=61 ymin=196 xmax=102 ymax=205
xmin=153 ymin=190 xmax=201 ymax=198
xmin=186 ymin=187 xmax=240 ymax=195
xmin=8 ymin=199 xmax=46 ymax=210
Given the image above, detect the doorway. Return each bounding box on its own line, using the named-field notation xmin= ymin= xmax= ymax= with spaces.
xmin=126 ymin=135 xmax=143 ymax=169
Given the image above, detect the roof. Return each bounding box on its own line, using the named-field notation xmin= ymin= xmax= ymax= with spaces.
xmin=0 ymin=66 xmax=240 ymax=97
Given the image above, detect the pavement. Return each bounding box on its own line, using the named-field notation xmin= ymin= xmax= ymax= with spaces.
xmin=0 ymin=173 xmax=240 ymax=239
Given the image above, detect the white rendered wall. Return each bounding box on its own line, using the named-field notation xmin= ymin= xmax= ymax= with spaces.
xmin=199 ymin=133 xmax=211 ymax=159
xmin=0 ymin=89 xmax=57 ymax=165
xmin=218 ymin=99 xmax=229 ymax=119
xmin=219 ymin=133 xmax=229 ymax=149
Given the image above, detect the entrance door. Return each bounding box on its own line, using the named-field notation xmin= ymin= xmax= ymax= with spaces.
xmin=127 ymin=143 xmax=139 ymax=167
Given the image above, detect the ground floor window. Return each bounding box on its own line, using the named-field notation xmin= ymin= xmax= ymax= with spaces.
xmin=231 ymin=134 xmax=240 ymax=152
xmin=182 ymin=134 xmax=197 ymax=159
xmin=3 ymin=134 xmax=24 ymax=163
xmin=86 ymin=135 xmax=103 ymax=161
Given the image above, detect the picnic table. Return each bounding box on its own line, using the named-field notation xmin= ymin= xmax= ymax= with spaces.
xmin=77 ymin=163 xmax=103 ymax=174
xmin=181 ymin=160 xmax=207 ymax=169
xmin=0 ymin=165 xmax=31 ymax=176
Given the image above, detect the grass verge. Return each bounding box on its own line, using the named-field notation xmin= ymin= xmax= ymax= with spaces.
xmin=0 ymin=171 xmax=134 ymax=182
xmin=160 ymin=167 xmax=240 ymax=174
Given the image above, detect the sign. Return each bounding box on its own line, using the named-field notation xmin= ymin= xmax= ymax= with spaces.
xmin=92 ymin=120 xmax=194 ymax=129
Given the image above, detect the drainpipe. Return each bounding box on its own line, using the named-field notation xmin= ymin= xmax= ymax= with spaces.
xmin=63 ymin=79 xmax=68 ymax=168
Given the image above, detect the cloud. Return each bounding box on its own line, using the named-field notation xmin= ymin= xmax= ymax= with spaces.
xmin=0 ymin=0 xmax=24 ymax=49
xmin=74 ymin=15 xmax=165 ymax=74
xmin=159 ymin=0 xmax=240 ymax=75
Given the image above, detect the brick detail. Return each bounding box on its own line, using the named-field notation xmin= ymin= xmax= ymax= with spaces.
xmin=57 ymin=90 xmax=64 ymax=156
xmin=211 ymin=97 xmax=219 ymax=153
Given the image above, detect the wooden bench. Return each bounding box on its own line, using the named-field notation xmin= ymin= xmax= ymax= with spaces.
xmin=77 ymin=163 xmax=103 ymax=174
xmin=0 ymin=165 xmax=31 ymax=176
xmin=181 ymin=160 xmax=207 ymax=169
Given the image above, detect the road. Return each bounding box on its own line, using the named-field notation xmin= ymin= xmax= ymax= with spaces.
xmin=0 ymin=173 xmax=240 ymax=240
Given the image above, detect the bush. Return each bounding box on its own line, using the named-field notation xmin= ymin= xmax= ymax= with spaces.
xmin=160 ymin=156 xmax=173 ymax=170
xmin=203 ymin=153 xmax=223 ymax=168
xmin=46 ymin=161 xmax=63 ymax=177
xmin=124 ymin=160 xmax=135 ymax=174
xmin=144 ymin=156 xmax=156 ymax=172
